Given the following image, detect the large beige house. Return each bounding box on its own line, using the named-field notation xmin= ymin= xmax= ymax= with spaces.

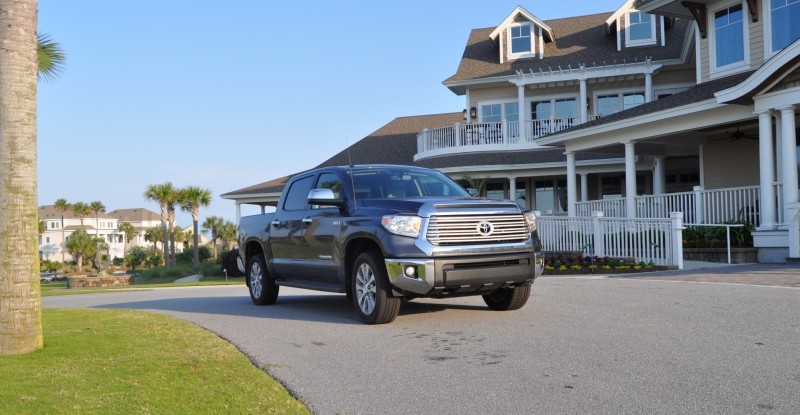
xmin=223 ymin=0 xmax=800 ymax=263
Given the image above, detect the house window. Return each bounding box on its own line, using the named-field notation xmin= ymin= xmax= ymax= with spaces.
xmin=510 ymin=24 xmax=532 ymax=54
xmin=486 ymin=182 xmax=505 ymax=200
xmin=480 ymin=102 xmax=518 ymax=123
xmin=627 ymin=11 xmax=656 ymax=45
xmin=714 ymin=4 xmax=745 ymax=68
xmin=623 ymin=93 xmax=645 ymax=110
xmin=596 ymin=92 xmax=645 ymax=116
xmin=46 ymin=237 xmax=50 ymax=243
xmin=771 ymin=0 xmax=800 ymax=52
xmin=530 ymin=98 xmax=576 ymax=120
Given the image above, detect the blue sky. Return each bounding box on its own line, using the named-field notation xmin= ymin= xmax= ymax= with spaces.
xmin=38 ymin=0 xmax=626 ymax=227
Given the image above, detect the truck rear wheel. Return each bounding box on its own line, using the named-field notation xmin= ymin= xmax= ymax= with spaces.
xmin=482 ymin=285 xmax=531 ymax=311
xmin=248 ymin=253 xmax=279 ymax=305
xmin=352 ymin=251 xmax=400 ymax=324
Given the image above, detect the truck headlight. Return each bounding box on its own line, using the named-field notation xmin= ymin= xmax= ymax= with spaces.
xmin=524 ymin=211 xmax=537 ymax=233
xmin=381 ymin=215 xmax=422 ymax=238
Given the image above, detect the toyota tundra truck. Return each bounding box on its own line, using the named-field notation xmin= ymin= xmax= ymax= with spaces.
xmin=236 ymin=164 xmax=543 ymax=324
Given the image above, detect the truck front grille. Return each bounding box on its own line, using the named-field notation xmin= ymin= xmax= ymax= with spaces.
xmin=426 ymin=214 xmax=530 ymax=246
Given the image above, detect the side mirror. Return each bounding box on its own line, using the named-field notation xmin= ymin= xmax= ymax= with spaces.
xmin=308 ymin=188 xmax=345 ymax=207
xmin=467 ymin=188 xmax=479 ymax=197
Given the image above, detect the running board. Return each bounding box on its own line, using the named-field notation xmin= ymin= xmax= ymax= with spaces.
xmin=275 ymin=278 xmax=346 ymax=293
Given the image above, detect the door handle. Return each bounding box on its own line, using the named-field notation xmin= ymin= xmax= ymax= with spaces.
xmin=302 ymin=217 xmax=313 ymax=224
xmin=271 ymin=220 xmax=281 ymax=226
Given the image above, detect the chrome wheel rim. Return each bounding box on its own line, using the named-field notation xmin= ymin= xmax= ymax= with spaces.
xmin=250 ymin=261 xmax=263 ymax=299
xmin=355 ymin=262 xmax=376 ymax=315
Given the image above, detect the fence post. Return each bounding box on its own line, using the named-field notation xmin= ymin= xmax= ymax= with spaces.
xmin=693 ymin=185 xmax=704 ymax=224
xmin=670 ymin=212 xmax=684 ymax=269
xmin=454 ymin=123 xmax=461 ymax=147
xmin=592 ymin=211 xmax=605 ymax=258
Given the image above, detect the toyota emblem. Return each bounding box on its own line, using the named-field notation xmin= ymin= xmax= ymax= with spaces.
xmin=476 ymin=221 xmax=494 ymax=236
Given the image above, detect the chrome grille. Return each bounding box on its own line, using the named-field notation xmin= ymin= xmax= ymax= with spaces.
xmin=426 ymin=214 xmax=530 ymax=245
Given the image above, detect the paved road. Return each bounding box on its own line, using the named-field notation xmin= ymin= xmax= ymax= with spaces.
xmin=44 ymin=270 xmax=800 ymax=415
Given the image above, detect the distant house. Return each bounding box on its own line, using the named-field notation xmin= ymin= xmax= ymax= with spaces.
xmin=223 ymin=0 xmax=800 ymax=263
xmin=39 ymin=205 xmax=124 ymax=262
xmin=107 ymin=208 xmax=164 ymax=249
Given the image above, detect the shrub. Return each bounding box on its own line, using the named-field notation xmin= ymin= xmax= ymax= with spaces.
xmin=219 ymin=249 xmax=244 ymax=277
xmin=40 ymin=260 xmax=62 ymax=273
xmin=176 ymin=245 xmax=212 ymax=264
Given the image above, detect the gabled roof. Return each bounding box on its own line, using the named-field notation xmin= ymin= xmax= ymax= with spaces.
xmin=489 ymin=6 xmax=555 ymax=43
xmin=444 ymin=13 xmax=690 ymax=92
xmin=605 ymin=0 xmax=638 ymax=33
xmin=221 ymin=113 xmax=464 ymax=198
xmin=39 ymin=205 xmax=116 ymax=221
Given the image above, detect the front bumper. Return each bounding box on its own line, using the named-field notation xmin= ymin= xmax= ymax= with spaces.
xmin=385 ymin=251 xmax=543 ymax=296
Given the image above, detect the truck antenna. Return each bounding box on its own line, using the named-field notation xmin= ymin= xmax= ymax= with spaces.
xmin=345 ymin=137 xmax=357 ymax=210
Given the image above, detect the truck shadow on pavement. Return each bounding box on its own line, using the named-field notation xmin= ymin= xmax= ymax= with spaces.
xmin=93 ymin=293 xmax=488 ymax=325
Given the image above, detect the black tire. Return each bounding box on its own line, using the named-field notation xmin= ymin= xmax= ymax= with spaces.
xmin=248 ymin=253 xmax=279 ymax=305
xmin=482 ymin=285 xmax=531 ymax=311
xmin=351 ymin=251 xmax=400 ymax=324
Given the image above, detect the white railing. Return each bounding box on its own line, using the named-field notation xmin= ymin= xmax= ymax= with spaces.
xmin=574 ymin=185 xmax=763 ymax=225
xmin=575 ymin=198 xmax=626 ymax=217
xmin=417 ymin=121 xmax=521 ymax=153
xmin=537 ymin=212 xmax=682 ymax=267
xmin=526 ymin=117 xmax=578 ymax=141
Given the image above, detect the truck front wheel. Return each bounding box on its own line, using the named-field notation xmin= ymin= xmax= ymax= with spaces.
xmin=352 ymin=251 xmax=400 ymax=324
xmin=482 ymin=285 xmax=531 ymax=311
xmin=248 ymin=253 xmax=279 ymax=305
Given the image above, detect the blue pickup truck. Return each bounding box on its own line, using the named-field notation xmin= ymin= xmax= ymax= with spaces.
xmin=236 ymin=164 xmax=543 ymax=324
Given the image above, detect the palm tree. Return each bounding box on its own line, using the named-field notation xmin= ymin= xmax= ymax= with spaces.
xmin=117 ymin=221 xmax=136 ymax=255
xmin=0 ymin=0 xmax=46 ymax=355
xmin=70 ymin=202 xmax=91 ymax=229
xmin=37 ymin=33 xmax=65 ymax=83
xmin=219 ymin=220 xmax=237 ymax=252
xmin=144 ymin=226 xmax=163 ymax=251
xmin=144 ymin=183 xmax=175 ymax=268
xmin=65 ymin=230 xmax=100 ymax=273
xmin=202 ymin=216 xmax=224 ymax=259
xmin=89 ymin=201 xmax=105 ymax=238
xmin=167 ymin=200 xmax=178 ymax=268
xmin=178 ymin=186 xmax=212 ymax=266
xmin=53 ymin=198 xmax=70 ymax=263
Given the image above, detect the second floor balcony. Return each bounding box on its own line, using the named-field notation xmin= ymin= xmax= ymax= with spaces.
xmin=415 ymin=116 xmax=601 ymax=160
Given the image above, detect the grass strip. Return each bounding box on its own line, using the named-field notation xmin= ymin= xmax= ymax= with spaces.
xmin=40 ymin=278 xmax=245 ymax=297
xmin=0 ymin=308 xmax=309 ymax=415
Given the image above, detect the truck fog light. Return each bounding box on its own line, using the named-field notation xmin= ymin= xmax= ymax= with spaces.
xmin=404 ymin=266 xmax=416 ymax=278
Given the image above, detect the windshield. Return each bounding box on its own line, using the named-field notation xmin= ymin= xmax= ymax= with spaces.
xmin=347 ymin=167 xmax=469 ymax=199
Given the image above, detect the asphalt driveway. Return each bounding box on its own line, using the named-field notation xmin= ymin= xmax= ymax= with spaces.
xmin=44 ymin=266 xmax=800 ymax=414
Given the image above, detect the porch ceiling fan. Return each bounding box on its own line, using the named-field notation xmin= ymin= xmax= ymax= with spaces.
xmin=710 ymin=123 xmax=758 ymax=142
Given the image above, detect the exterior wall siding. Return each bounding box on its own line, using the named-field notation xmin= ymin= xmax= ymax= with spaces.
xmin=702 ymin=139 xmax=759 ymax=188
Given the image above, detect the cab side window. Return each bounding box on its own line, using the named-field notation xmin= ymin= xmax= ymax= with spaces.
xmin=283 ymin=176 xmax=314 ymax=211
xmin=311 ymin=173 xmax=343 ymax=209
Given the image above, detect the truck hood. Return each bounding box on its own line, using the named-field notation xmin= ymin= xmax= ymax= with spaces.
xmin=360 ymin=197 xmax=522 ymax=216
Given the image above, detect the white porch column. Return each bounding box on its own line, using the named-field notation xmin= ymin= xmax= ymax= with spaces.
xmin=645 ymin=72 xmax=653 ymax=103
xmin=780 ymin=106 xmax=799 ymax=223
xmin=517 ymin=85 xmax=527 ymax=141
xmin=624 ymin=142 xmax=637 ymax=218
xmin=236 ymin=202 xmax=242 ymax=224
xmin=509 ymin=177 xmax=517 ymax=202
xmin=580 ymin=173 xmax=589 ymax=202
xmin=775 ymin=111 xmax=783 ymax=181
xmin=465 ymin=90 xmax=472 ymax=123
xmin=757 ymin=111 xmax=776 ymax=230
xmin=698 ymin=144 xmax=705 ymax=187
xmin=579 ymin=79 xmax=588 ymax=123
xmin=653 ymin=156 xmax=666 ymax=195
xmin=566 ymin=152 xmax=577 ymax=217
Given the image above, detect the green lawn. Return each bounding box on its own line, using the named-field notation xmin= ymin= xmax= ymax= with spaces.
xmin=0 ymin=308 xmax=309 ymax=415
xmin=40 ymin=277 xmax=245 ymax=297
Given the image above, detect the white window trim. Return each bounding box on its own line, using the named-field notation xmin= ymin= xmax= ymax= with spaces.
xmin=625 ymin=11 xmax=657 ymax=47
xmin=708 ymin=0 xmax=751 ymax=79
xmin=763 ymin=0 xmax=800 ymax=59
xmin=592 ymin=88 xmax=646 ymax=116
xmin=526 ymin=94 xmax=580 ymax=120
xmin=506 ymin=22 xmax=536 ymax=60
xmin=478 ymin=100 xmax=518 ymax=123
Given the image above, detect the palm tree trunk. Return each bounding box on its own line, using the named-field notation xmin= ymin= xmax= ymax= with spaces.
xmin=192 ymin=217 xmax=200 ymax=267
xmin=60 ymin=214 xmax=65 ymax=263
xmin=0 ymin=0 xmax=42 ymax=355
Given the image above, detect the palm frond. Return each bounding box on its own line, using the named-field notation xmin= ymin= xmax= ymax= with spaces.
xmin=37 ymin=32 xmax=66 ymax=83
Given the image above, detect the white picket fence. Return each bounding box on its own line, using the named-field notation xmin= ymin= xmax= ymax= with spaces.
xmin=536 ymin=212 xmax=684 ymax=267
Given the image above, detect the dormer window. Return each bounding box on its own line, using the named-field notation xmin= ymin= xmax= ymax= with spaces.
xmin=508 ymin=23 xmax=536 ymax=58
xmin=768 ymin=0 xmax=800 ymax=54
xmin=626 ymin=11 xmax=656 ymax=46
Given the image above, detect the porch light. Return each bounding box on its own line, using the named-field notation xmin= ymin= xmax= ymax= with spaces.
xmin=469 ymin=107 xmax=477 ymax=119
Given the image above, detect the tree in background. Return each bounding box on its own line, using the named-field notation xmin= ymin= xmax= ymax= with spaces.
xmin=144 ymin=226 xmax=163 ymax=251
xmin=65 ymin=230 xmax=100 ymax=273
xmin=144 ymin=183 xmax=174 ymax=268
xmin=178 ymin=186 xmax=211 ymax=267
xmin=117 ymin=221 xmax=136 ymax=255
xmin=0 ymin=0 xmax=46 ymax=355
xmin=89 ymin=201 xmax=105 ymax=237
xmin=38 ymin=220 xmax=46 ymax=234
xmin=70 ymin=202 xmax=91 ymax=228
xmin=36 ymin=33 xmax=65 ymax=83
xmin=202 ymin=216 xmax=224 ymax=259
xmin=53 ymin=198 xmax=70 ymax=263
xmin=219 ymin=220 xmax=237 ymax=252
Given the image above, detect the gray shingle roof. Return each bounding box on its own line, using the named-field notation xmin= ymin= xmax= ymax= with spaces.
xmin=445 ymin=13 xmax=691 ymax=86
